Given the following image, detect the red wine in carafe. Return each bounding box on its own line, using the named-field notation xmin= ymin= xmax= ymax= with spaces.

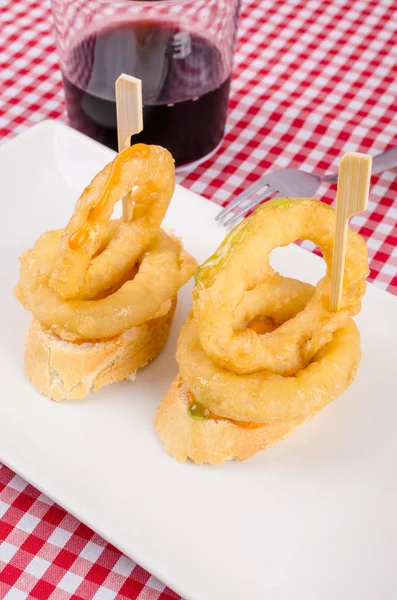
xmin=62 ymin=21 xmax=231 ymax=165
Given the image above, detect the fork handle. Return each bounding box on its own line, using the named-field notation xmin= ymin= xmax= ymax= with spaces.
xmin=321 ymin=145 xmax=397 ymax=183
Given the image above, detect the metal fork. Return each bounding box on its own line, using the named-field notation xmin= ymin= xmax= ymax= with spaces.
xmin=216 ymin=145 xmax=397 ymax=227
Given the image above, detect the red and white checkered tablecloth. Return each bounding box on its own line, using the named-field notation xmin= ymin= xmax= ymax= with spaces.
xmin=1 ymin=0 xmax=396 ymax=599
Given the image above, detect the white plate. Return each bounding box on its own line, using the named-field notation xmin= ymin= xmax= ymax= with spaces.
xmin=1 ymin=121 xmax=396 ymax=600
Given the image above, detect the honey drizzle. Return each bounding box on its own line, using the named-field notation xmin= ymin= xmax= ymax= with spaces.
xmin=68 ymin=143 xmax=151 ymax=250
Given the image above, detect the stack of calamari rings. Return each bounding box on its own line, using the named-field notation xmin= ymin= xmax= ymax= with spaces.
xmin=155 ymin=198 xmax=368 ymax=464
xmin=15 ymin=144 xmax=197 ymax=400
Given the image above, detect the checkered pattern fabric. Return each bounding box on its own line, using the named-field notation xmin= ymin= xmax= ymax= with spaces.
xmin=1 ymin=0 xmax=396 ymax=598
xmin=0 ymin=466 xmax=179 ymax=600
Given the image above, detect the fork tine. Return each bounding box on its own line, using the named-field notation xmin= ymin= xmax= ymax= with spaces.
xmin=215 ymin=178 xmax=270 ymax=223
xmin=222 ymin=186 xmax=277 ymax=228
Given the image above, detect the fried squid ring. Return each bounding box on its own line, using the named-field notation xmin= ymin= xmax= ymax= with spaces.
xmin=17 ymin=228 xmax=195 ymax=341
xmin=16 ymin=143 xmax=197 ymax=343
xmin=193 ymin=198 xmax=368 ymax=376
xmin=177 ymin=308 xmax=361 ymax=423
xmin=50 ymin=144 xmax=175 ymax=300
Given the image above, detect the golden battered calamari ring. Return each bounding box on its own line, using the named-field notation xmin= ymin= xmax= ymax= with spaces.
xmin=49 ymin=144 xmax=175 ymax=300
xmin=194 ymin=198 xmax=368 ymax=376
xmin=17 ymin=228 xmax=196 ymax=341
xmin=232 ymin=274 xmax=315 ymax=329
xmin=177 ymin=282 xmax=361 ymax=423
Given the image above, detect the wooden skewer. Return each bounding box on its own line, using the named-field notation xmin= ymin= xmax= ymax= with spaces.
xmin=115 ymin=73 xmax=143 ymax=222
xmin=330 ymin=152 xmax=372 ymax=311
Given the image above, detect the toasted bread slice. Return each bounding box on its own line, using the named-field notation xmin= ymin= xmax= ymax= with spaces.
xmin=155 ymin=375 xmax=313 ymax=464
xmin=25 ymin=297 xmax=176 ymax=401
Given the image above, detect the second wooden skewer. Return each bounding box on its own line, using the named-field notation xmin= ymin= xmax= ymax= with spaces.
xmin=330 ymin=152 xmax=372 ymax=312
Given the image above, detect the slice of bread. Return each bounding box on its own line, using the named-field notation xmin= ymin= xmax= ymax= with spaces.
xmin=155 ymin=375 xmax=313 ymax=464
xmin=25 ymin=297 xmax=176 ymax=401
